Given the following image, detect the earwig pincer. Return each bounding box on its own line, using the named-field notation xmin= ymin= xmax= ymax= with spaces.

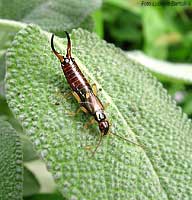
xmin=51 ymin=32 xmax=143 ymax=154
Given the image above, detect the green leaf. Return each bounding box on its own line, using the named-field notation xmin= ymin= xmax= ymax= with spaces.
xmin=24 ymin=193 xmax=65 ymax=200
xmin=78 ymin=16 xmax=94 ymax=33
xmin=0 ymin=22 xmax=27 ymax=130
xmin=5 ymin=25 xmax=192 ymax=199
xmin=0 ymin=118 xmax=23 ymax=200
xmin=104 ymin=0 xmax=141 ymax=14
xmin=0 ymin=20 xmax=26 ymax=86
xmin=22 ymin=136 xmax=38 ymax=162
xmin=142 ymin=7 xmax=179 ymax=60
xmin=0 ymin=55 xmax=5 ymax=96
xmin=0 ymin=0 xmax=101 ymax=32
xmin=0 ymin=29 xmax=19 ymax=96
xmin=23 ymin=167 xmax=40 ymax=197
xmin=92 ymin=10 xmax=104 ymax=38
xmin=127 ymin=50 xmax=192 ymax=84
xmin=25 ymin=160 xmax=56 ymax=194
xmin=0 ymin=55 xmax=23 ymax=131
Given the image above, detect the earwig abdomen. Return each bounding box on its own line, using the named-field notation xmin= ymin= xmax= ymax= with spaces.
xmin=62 ymin=61 xmax=91 ymax=93
xmin=62 ymin=60 xmax=105 ymax=116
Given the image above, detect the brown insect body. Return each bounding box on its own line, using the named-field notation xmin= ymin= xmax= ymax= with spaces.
xmin=51 ymin=32 xmax=144 ymax=155
xmin=51 ymin=32 xmax=109 ymax=135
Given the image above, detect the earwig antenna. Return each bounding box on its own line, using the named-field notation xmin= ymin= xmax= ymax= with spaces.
xmin=65 ymin=31 xmax=71 ymax=58
xmin=92 ymin=132 xmax=104 ymax=156
xmin=112 ymin=133 xmax=145 ymax=149
xmin=51 ymin=34 xmax=64 ymax=62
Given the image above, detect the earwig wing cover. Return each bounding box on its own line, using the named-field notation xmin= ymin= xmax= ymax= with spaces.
xmin=6 ymin=25 xmax=192 ymax=199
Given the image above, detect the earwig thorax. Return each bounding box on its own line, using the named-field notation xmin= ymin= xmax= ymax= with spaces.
xmin=94 ymin=110 xmax=109 ymax=135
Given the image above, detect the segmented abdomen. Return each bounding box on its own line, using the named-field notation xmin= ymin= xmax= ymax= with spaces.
xmin=62 ymin=61 xmax=91 ymax=92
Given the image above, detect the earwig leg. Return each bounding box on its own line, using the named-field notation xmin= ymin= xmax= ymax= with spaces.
xmin=81 ymin=106 xmax=88 ymax=113
xmin=84 ymin=145 xmax=92 ymax=151
xmin=63 ymin=91 xmax=73 ymax=99
xmin=92 ymin=84 xmax=97 ymax=96
xmin=67 ymin=106 xmax=87 ymax=116
xmin=108 ymin=131 xmax=113 ymax=136
xmin=67 ymin=107 xmax=82 ymax=116
xmin=72 ymin=91 xmax=81 ymax=103
xmin=55 ymin=90 xmax=73 ymax=100
xmin=84 ymin=117 xmax=95 ymax=129
xmin=67 ymin=92 xmax=88 ymax=116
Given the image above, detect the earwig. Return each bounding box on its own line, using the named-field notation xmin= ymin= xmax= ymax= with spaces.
xmin=51 ymin=32 xmax=143 ymax=155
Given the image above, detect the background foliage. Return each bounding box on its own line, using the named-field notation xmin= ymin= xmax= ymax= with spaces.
xmin=99 ymin=0 xmax=192 ymax=118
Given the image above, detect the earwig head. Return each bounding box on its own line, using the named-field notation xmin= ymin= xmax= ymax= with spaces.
xmin=51 ymin=31 xmax=72 ymax=63
xmin=99 ymin=120 xmax=109 ymax=135
xmin=95 ymin=110 xmax=109 ymax=135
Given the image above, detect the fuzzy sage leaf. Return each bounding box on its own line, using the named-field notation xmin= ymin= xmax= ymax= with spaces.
xmin=0 ymin=118 xmax=23 ymax=200
xmin=0 ymin=0 xmax=101 ymax=32
xmin=5 ymin=25 xmax=192 ymax=199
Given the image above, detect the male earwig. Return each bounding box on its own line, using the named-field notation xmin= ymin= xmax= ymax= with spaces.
xmin=51 ymin=32 xmax=143 ymax=155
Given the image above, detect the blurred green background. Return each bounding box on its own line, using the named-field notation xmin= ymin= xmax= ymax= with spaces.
xmin=96 ymin=1 xmax=192 ymax=63
xmin=93 ymin=1 xmax=192 ymax=118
